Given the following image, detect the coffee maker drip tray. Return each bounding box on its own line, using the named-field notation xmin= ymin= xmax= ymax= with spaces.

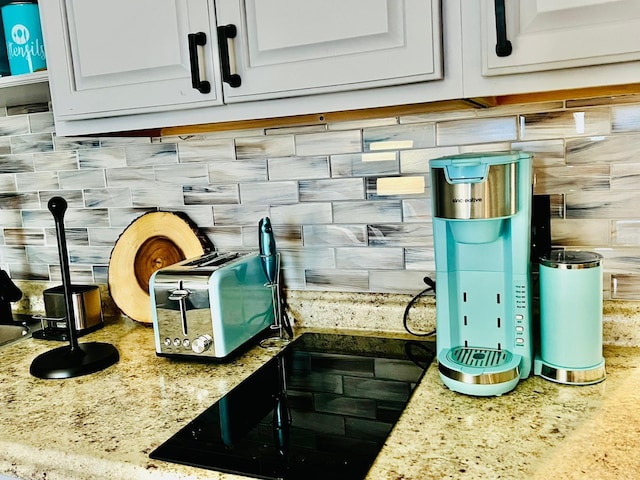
xmin=438 ymin=346 xmax=521 ymax=396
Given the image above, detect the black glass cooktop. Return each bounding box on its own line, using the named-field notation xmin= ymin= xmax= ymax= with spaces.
xmin=150 ymin=333 xmax=435 ymax=480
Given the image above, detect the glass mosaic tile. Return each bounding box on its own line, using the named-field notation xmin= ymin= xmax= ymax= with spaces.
xmin=0 ymin=154 xmax=34 ymax=173
xmin=566 ymin=134 xmax=640 ymax=165
xmin=369 ymin=270 xmax=432 ymax=293
xmin=295 ymin=130 xmax=361 ymax=156
xmin=303 ymin=225 xmax=367 ymax=247
xmin=11 ymin=133 xmax=54 ymax=154
xmin=280 ymin=247 xmax=336 ymax=270
xmin=208 ymin=159 xmax=267 ymax=183
xmin=60 ymin=170 xmax=106 ymax=190
xmin=270 ymin=203 xmax=333 ymax=225
xmin=29 ymin=112 xmax=55 ymax=133
xmin=235 ymin=135 xmax=295 ymax=159
xmin=268 ymin=156 xmax=329 ymax=180
xmin=154 ymin=163 xmax=209 ymax=185
xmin=38 ymin=190 xmax=84 ymax=208
xmin=0 ymin=115 xmax=30 ymax=136
xmin=107 ymin=208 xmax=154 ymax=228
xmin=44 ymin=227 xmax=88 ymax=246
xmin=300 ymin=178 xmax=364 ymax=201
xmin=34 ymin=151 xmax=78 ymax=172
xmin=0 ymin=172 xmax=15 ymax=192
xmin=331 ymin=152 xmax=399 ymax=178
xmin=3 ymin=228 xmax=44 ymax=246
xmin=239 ymin=180 xmax=299 ymax=205
xmin=363 ymin=124 xmax=436 ymax=152
xmin=367 ymin=224 xmax=432 ymax=247
xmin=183 ymin=184 xmax=239 ymax=206
xmin=87 ymin=227 xmax=126 ymax=247
xmin=333 ymin=200 xmax=401 ymax=224
xmin=611 ymin=104 xmax=640 ymax=132
xmin=519 ymin=108 xmax=610 ymax=140
xmin=125 ymin=143 xmax=178 ymax=166
xmin=404 ymin=247 xmax=435 ymax=271
xmin=437 ymin=116 xmax=517 ymax=146
xmin=177 ymin=138 xmax=236 ymax=162
xmin=550 ymin=219 xmax=610 ymax=246
xmin=106 ymin=166 xmax=157 ymax=188
xmin=305 ymin=269 xmax=369 ymax=292
xmin=335 ymin=247 xmax=403 ymax=269
xmin=8 ymin=263 xmax=49 ymax=281
xmin=50 ymin=265 xmax=94 ymax=284
xmin=78 ymin=147 xmax=127 ymax=169
xmin=0 ymin=96 xmax=638 ymax=302
xmin=212 ymin=204 xmax=268 ymax=225
xmin=0 ymin=192 xmax=39 ymax=210
xmin=533 ymin=165 xmax=609 ymax=194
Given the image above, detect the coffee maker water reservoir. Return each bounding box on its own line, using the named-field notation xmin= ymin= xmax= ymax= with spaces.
xmin=429 ymin=152 xmax=533 ymax=396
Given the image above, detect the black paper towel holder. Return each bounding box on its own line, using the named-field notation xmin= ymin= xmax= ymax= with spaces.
xmin=30 ymin=197 xmax=119 ymax=379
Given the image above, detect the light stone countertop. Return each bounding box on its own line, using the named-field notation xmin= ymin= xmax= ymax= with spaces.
xmin=1 ymin=315 xmax=639 ymax=480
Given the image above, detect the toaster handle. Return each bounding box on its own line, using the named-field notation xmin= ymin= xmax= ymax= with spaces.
xmin=168 ymin=283 xmax=191 ymax=336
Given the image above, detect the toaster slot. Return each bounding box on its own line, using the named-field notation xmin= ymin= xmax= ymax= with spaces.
xmin=183 ymin=252 xmax=219 ymax=267
xmin=200 ymin=252 xmax=239 ymax=267
xmin=181 ymin=252 xmax=241 ymax=269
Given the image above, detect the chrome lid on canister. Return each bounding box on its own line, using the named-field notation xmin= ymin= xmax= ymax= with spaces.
xmin=539 ymin=250 xmax=602 ymax=269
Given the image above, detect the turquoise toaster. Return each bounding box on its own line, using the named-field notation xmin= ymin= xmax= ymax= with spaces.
xmin=150 ymin=251 xmax=275 ymax=360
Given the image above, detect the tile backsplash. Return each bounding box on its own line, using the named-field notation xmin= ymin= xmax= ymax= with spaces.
xmin=3 ymin=95 xmax=640 ymax=302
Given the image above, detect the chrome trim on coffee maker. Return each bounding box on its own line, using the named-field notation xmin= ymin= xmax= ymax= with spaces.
xmin=431 ymin=162 xmax=518 ymax=219
xmin=539 ymin=363 xmax=606 ymax=385
xmin=439 ymin=362 xmax=520 ymax=385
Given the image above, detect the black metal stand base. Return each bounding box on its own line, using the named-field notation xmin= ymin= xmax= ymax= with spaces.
xmin=30 ymin=342 xmax=119 ymax=379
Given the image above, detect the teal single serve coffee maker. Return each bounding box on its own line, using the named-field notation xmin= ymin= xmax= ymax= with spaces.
xmin=430 ymin=151 xmax=533 ymax=396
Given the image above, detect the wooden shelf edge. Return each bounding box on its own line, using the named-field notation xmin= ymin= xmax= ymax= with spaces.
xmin=153 ymin=83 xmax=640 ymax=138
xmin=160 ymin=99 xmax=480 ymax=137
xmin=482 ymin=83 xmax=640 ymax=107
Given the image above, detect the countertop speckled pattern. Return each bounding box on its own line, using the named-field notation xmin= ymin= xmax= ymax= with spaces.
xmin=1 ymin=316 xmax=640 ymax=480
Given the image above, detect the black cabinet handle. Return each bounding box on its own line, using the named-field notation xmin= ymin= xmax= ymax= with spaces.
xmin=494 ymin=0 xmax=512 ymax=57
xmin=217 ymin=24 xmax=242 ymax=88
xmin=188 ymin=32 xmax=211 ymax=94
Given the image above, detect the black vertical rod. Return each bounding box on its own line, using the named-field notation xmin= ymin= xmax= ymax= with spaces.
xmin=494 ymin=0 xmax=513 ymax=57
xmin=48 ymin=197 xmax=79 ymax=351
xmin=217 ymin=24 xmax=242 ymax=87
xmin=187 ymin=32 xmax=211 ymax=94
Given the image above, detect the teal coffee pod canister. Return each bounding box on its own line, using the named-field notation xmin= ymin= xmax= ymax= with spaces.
xmin=1 ymin=1 xmax=46 ymax=75
xmin=534 ymin=250 xmax=605 ymax=385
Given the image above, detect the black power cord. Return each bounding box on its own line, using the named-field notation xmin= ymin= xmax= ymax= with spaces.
xmin=404 ymin=341 xmax=436 ymax=370
xmin=403 ymin=276 xmax=436 ymax=337
xmin=278 ymin=281 xmax=293 ymax=338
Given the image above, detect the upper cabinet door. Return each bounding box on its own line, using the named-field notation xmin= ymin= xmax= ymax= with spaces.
xmin=480 ymin=0 xmax=640 ymax=76
xmin=40 ymin=0 xmax=223 ymax=120
xmin=215 ymin=0 xmax=443 ymax=102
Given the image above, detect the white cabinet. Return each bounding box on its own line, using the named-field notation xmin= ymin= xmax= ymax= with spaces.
xmin=462 ymin=0 xmax=640 ymax=97
xmin=29 ymin=0 xmax=640 ymax=135
xmin=39 ymin=0 xmax=224 ymax=120
xmin=215 ymin=0 xmax=442 ymax=102
xmin=39 ymin=0 xmax=451 ymax=135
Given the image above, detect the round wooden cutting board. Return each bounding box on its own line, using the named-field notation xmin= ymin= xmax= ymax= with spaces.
xmin=108 ymin=211 xmax=212 ymax=324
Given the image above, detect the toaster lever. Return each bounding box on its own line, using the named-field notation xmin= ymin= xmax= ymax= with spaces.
xmin=168 ymin=283 xmax=191 ymax=336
